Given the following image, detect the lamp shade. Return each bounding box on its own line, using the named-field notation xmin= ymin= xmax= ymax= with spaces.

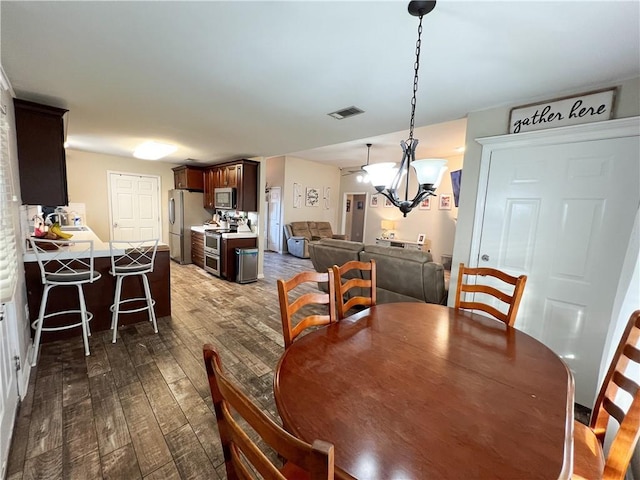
xmin=363 ymin=163 xmax=398 ymax=188
xmin=411 ymin=159 xmax=448 ymax=186
xmin=380 ymin=220 xmax=395 ymax=230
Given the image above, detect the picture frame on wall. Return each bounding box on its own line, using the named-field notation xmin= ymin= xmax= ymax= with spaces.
xmin=416 ymin=233 xmax=426 ymax=245
xmin=439 ymin=194 xmax=452 ymax=210
xmin=384 ymin=197 xmax=393 ymax=208
xmin=293 ymin=183 xmax=302 ymax=208
xmin=419 ymin=197 xmax=431 ymax=210
xmin=305 ymin=187 xmax=320 ymax=207
xmin=370 ymin=195 xmax=379 ymax=207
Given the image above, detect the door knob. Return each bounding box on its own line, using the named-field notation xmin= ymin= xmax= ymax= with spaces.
xmin=481 ymin=254 xmax=490 ymax=261
xmin=113 ymin=223 xmax=118 ymax=228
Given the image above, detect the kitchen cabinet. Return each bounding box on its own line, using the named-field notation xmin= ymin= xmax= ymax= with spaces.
xmin=203 ymin=159 xmax=259 ymax=212
xmin=172 ymin=165 xmax=204 ymax=191
xmin=221 ymin=237 xmax=257 ymax=281
xmin=191 ymin=230 xmax=205 ymax=268
xmin=14 ymin=99 xmax=69 ymax=206
xmin=204 ymin=167 xmax=216 ymax=209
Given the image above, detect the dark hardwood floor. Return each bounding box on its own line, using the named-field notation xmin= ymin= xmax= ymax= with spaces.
xmin=7 ymin=252 xmax=316 ymax=480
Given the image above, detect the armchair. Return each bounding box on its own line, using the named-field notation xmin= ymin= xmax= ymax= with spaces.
xmin=284 ymin=221 xmax=346 ymax=258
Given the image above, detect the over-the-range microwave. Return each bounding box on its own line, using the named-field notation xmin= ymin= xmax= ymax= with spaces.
xmin=214 ymin=187 xmax=236 ymax=209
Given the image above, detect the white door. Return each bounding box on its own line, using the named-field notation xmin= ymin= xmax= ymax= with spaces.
xmin=0 ymin=303 xmax=19 ymax=479
xmin=109 ymin=172 xmax=160 ymax=241
xmin=267 ymin=187 xmax=282 ymax=252
xmin=476 ymin=129 xmax=639 ymax=406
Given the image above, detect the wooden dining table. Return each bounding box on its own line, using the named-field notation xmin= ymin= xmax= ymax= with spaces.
xmin=274 ymin=303 xmax=574 ymax=479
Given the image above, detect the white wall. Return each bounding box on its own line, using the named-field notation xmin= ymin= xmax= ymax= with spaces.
xmin=282 ymin=156 xmax=341 ymax=224
xmin=339 ymin=154 xmax=463 ymax=263
xmin=66 ymin=150 xmax=179 ymax=244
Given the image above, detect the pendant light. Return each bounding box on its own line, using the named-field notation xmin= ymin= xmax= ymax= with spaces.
xmin=363 ymin=1 xmax=447 ymax=217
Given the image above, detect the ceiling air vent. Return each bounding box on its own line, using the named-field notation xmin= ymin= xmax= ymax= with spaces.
xmin=328 ymin=106 xmax=364 ymax=120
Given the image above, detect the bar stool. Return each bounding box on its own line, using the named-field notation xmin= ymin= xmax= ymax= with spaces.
xmin=108 ymin=239 xmax=159 ymax=343
xmin=29 ymin=238 xmax=101 ymax=366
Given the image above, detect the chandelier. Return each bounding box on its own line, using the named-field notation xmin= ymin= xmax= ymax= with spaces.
xmin=363 ymin=1 xmax=447 ymax=217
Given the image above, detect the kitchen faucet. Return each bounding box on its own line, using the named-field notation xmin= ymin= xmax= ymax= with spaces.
xmin=45 ymin=211 xmax=68 ymax=225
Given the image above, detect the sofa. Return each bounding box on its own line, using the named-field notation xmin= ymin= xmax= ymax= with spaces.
xmin=284 ymin=221 xmax=346 ymax=258
xmin=308 ymin=238 xmax=447 ymax=305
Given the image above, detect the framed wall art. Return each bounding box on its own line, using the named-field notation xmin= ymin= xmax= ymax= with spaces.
xmin=293 ymin=183 xmax=302 ymax=208
xmin=384 ymin=197 xmax=393 ymax=208
xmin=305 ymin=187 xmax=320 ymax=207
xmin=370 ymin=195 xmax=379 ymax=207
xmin=439 ymin=194 xmax=452 ymax=210
xmin=419 ymin=197 xmax=431 ymax=210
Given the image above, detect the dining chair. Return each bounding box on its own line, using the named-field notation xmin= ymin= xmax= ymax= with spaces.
xmin=277 ymin=270 xmax=336 ymax=348
xmin=573 ymin=310 xmax=640 ymax=480
xmin=331 ymin=260 xmax=376 ymax=320
xmin=454 ymin=263 xmax=527 ymax=327
xmin=203 ymin=344 xmax=335 ymax=480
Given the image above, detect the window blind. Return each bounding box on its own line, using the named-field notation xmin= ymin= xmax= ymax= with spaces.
xmin=0 ymin=104 xmax=18 ymax=302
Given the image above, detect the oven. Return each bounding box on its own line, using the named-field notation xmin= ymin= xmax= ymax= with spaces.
xmin=204 ymin=231 xmax=222 ymax=276
xmin=204 ymin=252 xmax=221 ymax=276
xmin=205 ymin=230 xmax=221 ymax=254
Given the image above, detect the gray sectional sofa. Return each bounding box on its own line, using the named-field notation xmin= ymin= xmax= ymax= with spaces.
xmin=308 ymin=238 xmax=447 ymax=305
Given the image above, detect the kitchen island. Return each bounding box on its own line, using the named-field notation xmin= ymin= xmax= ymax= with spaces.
xmin=24 ymin=227 xmax=171 ymax=342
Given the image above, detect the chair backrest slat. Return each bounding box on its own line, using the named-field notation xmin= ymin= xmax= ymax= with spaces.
xmin=203 ymin=345 xmax=334 ymax=480
xmin=587 ymin=310 xmax=640 ymax=480
xmin=277 ymin=271 xmax=336 ymax=348
xmin=454 ymin=263 xmax=527 ymax=327
xmin=332 ymin=260 xmax=376 ymax=320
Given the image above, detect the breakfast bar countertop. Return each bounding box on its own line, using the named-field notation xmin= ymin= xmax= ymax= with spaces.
xmin=23 ymin=226 xmax=169 ymax=262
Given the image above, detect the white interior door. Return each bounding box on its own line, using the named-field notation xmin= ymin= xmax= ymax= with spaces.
xmin=267 ymin=187 xmax=281 ymax=252
xmin=476 ymin=131 xmax=639 ymax=406
xmin=109 ymin=172 xmax=160 ymax=241
xmin=0 ymin=303 xmax=18 ymax=479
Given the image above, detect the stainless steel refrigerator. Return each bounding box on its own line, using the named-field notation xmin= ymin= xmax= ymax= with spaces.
xmin=168 ymin=189 xmax=208 ymax=264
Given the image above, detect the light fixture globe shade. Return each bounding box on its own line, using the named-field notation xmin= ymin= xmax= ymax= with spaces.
xmin=412 ymin=159 xmax=448 ymax=187
xmin=363 ymin=163 xmax=398 ymax=188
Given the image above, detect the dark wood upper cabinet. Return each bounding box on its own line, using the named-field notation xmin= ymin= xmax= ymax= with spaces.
xmin=14 ymin=99 xmax=69 ymax=206
xmin=203 ymin=159 xmax=259 ymax=212
xmin=172 ymin=165 xmax=204 ymax=191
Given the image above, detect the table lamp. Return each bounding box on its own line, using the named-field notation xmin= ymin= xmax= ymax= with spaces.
xmin=381 ymin=220 xmax=395 ymax=239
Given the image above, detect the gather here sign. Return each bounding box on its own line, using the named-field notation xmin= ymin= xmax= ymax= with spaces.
xmin=509 ymin=88 xmax=616 ymax=134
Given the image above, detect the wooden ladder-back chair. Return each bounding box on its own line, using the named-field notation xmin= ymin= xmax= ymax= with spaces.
xmin=454 ymin=263 xmax=527 ymax=327
xmin=332 ymin=260 xmax=376 ymax=320
xmin=573 ymin=310 xmax=640 ymax=480
xmin=203 ymin=345 xmax=335 ymax=480
xmin=277 ymin=271 xmax=336 ymax=348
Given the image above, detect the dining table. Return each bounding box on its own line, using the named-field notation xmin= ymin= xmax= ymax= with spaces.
xmin=274 ymin=302 xmax=574 ymax=479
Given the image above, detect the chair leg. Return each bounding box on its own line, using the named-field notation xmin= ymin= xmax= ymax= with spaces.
xmin=76 ymin=284 xmax=91 ymax=357
xmin=112 ymin=275 xmax=124 ymax=344
xmin=142 ymin=274 xmax=158 ymax=334
xmin=31 ymin=284 xmax=53 ymax=367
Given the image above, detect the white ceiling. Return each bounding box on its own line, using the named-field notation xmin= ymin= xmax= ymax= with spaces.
xmin=2 ymin=1 xmax=638 ymax=168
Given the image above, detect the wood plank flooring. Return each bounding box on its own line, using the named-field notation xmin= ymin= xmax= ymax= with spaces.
xmin=7 ymin=252 xmax=316 ymax=480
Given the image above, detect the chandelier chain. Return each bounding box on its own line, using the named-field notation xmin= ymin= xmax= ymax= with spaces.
xmin=408 ymin=14 xmax=423 ymax=142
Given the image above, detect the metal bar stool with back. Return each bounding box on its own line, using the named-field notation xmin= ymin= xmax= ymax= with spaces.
xmin=29 ymin=238 xmax=102 ymax=366
xmin=108 ymin=239 xmax=159 ymax=343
